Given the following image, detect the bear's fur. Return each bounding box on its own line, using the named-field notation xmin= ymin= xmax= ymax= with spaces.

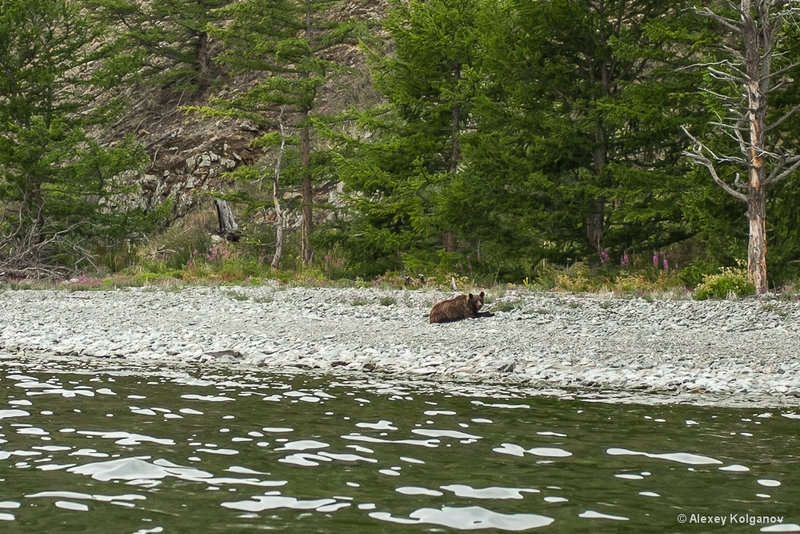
xmin=429 ymin=291 xmax=484 ymax=323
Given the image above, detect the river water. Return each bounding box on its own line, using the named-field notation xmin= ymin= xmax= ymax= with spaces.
xmin=0 ymin=357 xmax=798 ymax=533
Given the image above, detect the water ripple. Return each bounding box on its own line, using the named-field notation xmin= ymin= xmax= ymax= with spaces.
xmin=579 ymin=510 xmax=629 ymax=521
xmin=1 ymin=362 xmax=796 ymax=532
xmin=76 ymin=431 xmax=175 ymax=446
xmin=606 ymin=447 xmax=722 ymax=465
xmin=411 ymin=428 xmax=481 ymax=440
xmin=222 ymin=495 xmax=345 ymax=512
xmin=0 ymin=409 xmax=30 ymax=419
xmin=441 ymin=484 xmax=540 ymax=499
xmin=370 ymin=505 xmax=554 ymax=530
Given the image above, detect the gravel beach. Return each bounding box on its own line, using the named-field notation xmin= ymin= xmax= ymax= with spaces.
xmin=2 ymin=285 xmax=799 ymax=405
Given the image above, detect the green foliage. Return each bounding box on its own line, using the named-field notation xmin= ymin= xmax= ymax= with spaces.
xmin=325 ymin=0 xmax=485 ymax=277
xmin=471 ymin=0 xmax=703 ymax=264
xmin=766 ymin=168 xmax=800 ymax=285
xmin=693 ymin=265 xmax=756 ymax=300
xmin=4 ymin=0 xmax=800 ymax=289
xmin=84 ymin=0 xmax=234 ymax=91
xmin=323 ymin=0 xmax=723 ymax=284
xmin=0 ymin=0 xmax=149 ymax=276
xmin=191 ymin=0 xmax=365 ymax=265
xmin=678 ymin=259 xmax=717 ymax=288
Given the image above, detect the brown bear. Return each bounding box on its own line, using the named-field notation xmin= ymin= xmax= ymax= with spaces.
xmin=429 ymin=291 xmax=485 ymax=323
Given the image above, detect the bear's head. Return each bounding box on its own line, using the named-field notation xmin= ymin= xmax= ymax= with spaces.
xmin=468 ymin=291 xmax=485 ymax=314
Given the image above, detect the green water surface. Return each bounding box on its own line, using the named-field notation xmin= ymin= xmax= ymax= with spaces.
xmin=0 ymin=358 xmax=798 ymax=533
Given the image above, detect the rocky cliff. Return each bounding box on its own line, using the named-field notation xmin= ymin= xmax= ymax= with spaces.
xmin=105 ymin=0 xmax=386 ymax=228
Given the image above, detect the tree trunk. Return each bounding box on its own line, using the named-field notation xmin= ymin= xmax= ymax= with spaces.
xmin=743 ymin=5 xmax=770 ymax=294
xmin=747 ymin=184 xmax=768 ymax=294
xmin=300 ymin=118 xmax=313 ymax=266
xmin=586 ymin=198 xmax=605 ymax=253
xmin=442 ymin=231 xmax=457 ymax=253
xmin=272 ymin=181 xmax=285 ymax=271
xmin=300 ymin=0 xmax=314 ymax=267
xmin=450 ymin=105 xmax=462 ymax=167
xmin=587 ymin=122 xmax=608 ymax=254
xmin=441 ymin=104 xmax=461 ymax=253
xmin=30 ymin=181 xmax=46 ymax=246
xmin=197 ymin=30 xmax=210 ymax=90
xmin=746 ymin=79 xmax=768 ymax=294
xmin=213 ymin=199 xmax=239 ymax=241
xmin=584 ymin=17 xmax=612 ymax=256
xmin=271 ymin=108 xmax=288 ymax=271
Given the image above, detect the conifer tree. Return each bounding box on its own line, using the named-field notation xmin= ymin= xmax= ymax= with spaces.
xmin=85 ymin=0 xmax=233 ymax=91
xmin=336 ymin=0 xmax=702 ymax=278
xmin=467 ymin=0 xmax=703 ymax=268
xmin=0 ymin=0 xmax=148 ymax=277
xmin=330 ymin=0 xmax=482 ymax=274
xmin=195 ymin=0 xmax=364 ymax=266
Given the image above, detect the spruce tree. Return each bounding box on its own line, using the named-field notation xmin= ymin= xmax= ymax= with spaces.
xmin=469 ymin=0 xmax=702 ymax=268
xmin=0 ymin=0 xmax=147 ymax=277
xmin=85 ymin=0 xmax=233 ymax=91
xmin=330 ymin=0 xmax=482 ymax=275
xmin=194 ymin=0 xmax=364 ymax=267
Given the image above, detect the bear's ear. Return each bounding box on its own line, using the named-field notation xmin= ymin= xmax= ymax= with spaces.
xmin=468 ymin=293 xmax=473 ymax=299
xmin=480 ymin=291 xmax=484 ymax=298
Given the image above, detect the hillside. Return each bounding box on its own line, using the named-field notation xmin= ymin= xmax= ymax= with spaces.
xmin=102 ymin=0 xmax=386 ymax=224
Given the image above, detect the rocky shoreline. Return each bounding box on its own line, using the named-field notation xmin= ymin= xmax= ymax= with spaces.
xmin=2 ymin=285 xmax=800 ymax=406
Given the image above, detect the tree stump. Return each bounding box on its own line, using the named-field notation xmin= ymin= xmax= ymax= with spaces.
xmin=214 ymin=199 xmax=240 ymax=242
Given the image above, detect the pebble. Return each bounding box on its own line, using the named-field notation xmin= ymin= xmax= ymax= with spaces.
xmin=1 ymin=285 xmax=799 ymax=404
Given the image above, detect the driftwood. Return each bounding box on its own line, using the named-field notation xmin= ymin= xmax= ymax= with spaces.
xmin=213 ymin=198 xmax=240 ymax=242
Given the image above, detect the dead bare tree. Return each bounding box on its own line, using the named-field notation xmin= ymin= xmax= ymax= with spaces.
xmin=682 ymin=0 xmax=800 ymax=294
xmin=271 ymin=107 xmax=288 ymax=271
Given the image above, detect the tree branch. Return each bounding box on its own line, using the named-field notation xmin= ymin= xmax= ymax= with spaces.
xmin=694 ymin=6 xmax=742 ymax=33
xmin=766 ymin=154 xmax=800 ymax=185
xmin=707 ymin=65 xmax=747 ymax=83
xmin=680 ymin=126 xmax=748 ymax=203
xmin=765 ymin=102 xmax=800 ymax=133
xmin=709 ymin=115 xmax=750 ymax=157
xmin=761 ymin=60 xmax=800 ymax=84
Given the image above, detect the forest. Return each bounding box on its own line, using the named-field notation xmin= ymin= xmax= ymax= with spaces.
xmin=1 ymin=0 xmax=799 ymax=294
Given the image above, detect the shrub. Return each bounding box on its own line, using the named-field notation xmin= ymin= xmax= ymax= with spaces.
xmin=693 ymin=264 xmax=755 ymax=300
xmin=554 ymin=262 xmax=593 ymax=292
xmin=679 ymin=259 xmax=716 ymax=288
